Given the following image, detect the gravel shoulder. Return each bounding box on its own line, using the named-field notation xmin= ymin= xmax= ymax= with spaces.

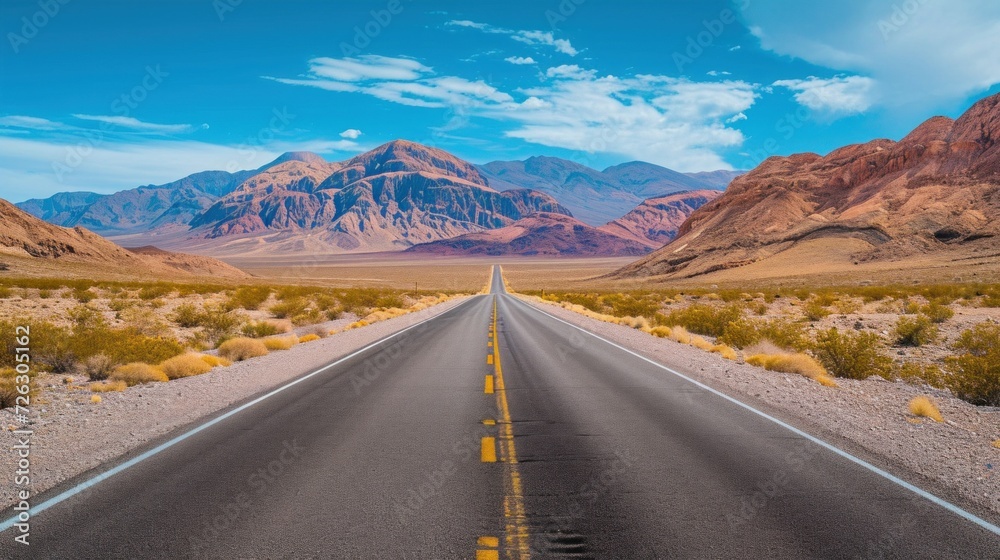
xmin=516 ymin=295 xmax=1000 ymax=525
xmin=0 ymin=296 xmax=474 ymax=510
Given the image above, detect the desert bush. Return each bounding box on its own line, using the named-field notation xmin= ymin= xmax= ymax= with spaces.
xmin=242 ymin=321 xmax=282 ymax=337
xmin=0 ymin=368 xmax=27 ymax=409
xmin=81 ymin=354 xmax=116 ymax=381
xmin=270 ymin=297 xmax=310 ymax=319
xmin=218 ymin=338 xmax=269 ymax=361
xmin=108 ymin=297 xmax=137 ymax=313
xmin=121 ymin=306 xmax=170 ymax=337
xmin=668 ymin=326 xmax=692 ymax=344
xmin=73 ymin=288 xmax=96 ymax=303
xmin=0 ymin=286 xmax=11 ymax=299
xmin=263 ymin=335 xmax=298 ymax=351
xmin=601 ymin=293 xmax=661 ymax=318
xmin=895 ymin=362 xmax=945 ymax=387
xmin=138 ymin=285 xmax=172 ymax=300
xmin=894 ymin=315 xmax=938 ymax=347
xmin=37 ymin=289 xmax=51 ymax=299
xmin=30 ymin=321 xmax=77 ymax=373
xmin=690 ymin=336 xmax=714 ymax=351
xmin=711 ymin=344 xmax=738 ymax=360
xmin=718 ymin=318 xmax=810 ymax=351
xmin=921 ymin=302 xmax=954 ymax=323
xmin=746 ymin=353 xmax=837 ymax=387
xmin=159 ymin=353 xmax=213 ymax=379
xmin=908 ymin=396 xmax=942 ymax=422
xmin=298 ymin=333 xmax=321 ymax=343
xmin=225 ymin=286 xmax=272 ymax=311
xmin=803 ymin=301 xmax=831 ymax=322
xmin=291 ymin=308 xmax=324 ymax=326
xmin=171 ymin=304 xmax=203 ymax=328
xmin=813 ymin=328 xmax=894 ymax=380
xmin=944 ymin=323 xmax=1000 ymax=406
xmin=68 ymin=305 xmax=107 ymax=330
xmin=200 ymin=354 xmax=232 ymax=368
xmin=199 ymin=306 xmax=246 ymax=341
xmin=84 ymin=328 xmax=185 ymax=366
xmin=661 ymin=303 xmax=744 ymax=337
xmin=90 ymin=380 xmax=127 ymax=393
xmin=647 ymin=326 xmax=672 ymax=338
xmin=901 ymin=299 xmax=922 ymax=315
xmin=110 ymin=363 xmax=168 ymax=386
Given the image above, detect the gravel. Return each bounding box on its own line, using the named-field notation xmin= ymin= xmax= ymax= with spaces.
xmin=518 ymin=296 xmax=1000 ymax=524
xmin=0 ymin=296 xmax=473 ymax=509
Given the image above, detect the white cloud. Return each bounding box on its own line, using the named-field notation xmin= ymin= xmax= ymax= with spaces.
xmin=706 ymin=70 xmax=731 ymax=77
xmin=445 ymin=19 xmax=578 ymax=56
xmin=306 ymin=55 xmax=432 ymax=82
xmin=270 ymin=56 xmax=758 ymax=171
xmin=0 ymin=115 xmax=67 ymax=130
xmin=72 ymin=114 xmax=198 ymax=134
xmin=740 ymin=0 xmax=1000 ymax=111
xmin=340 ymin=128 xmax=362 ymax=139
xmin=772 ymin=75 xmax=875 ymax=115
xmin=505 ymin=56 xmax=537 ymax=65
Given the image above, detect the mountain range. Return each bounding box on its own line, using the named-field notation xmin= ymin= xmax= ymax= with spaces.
xmin=18 ymin=141 xmax=725 ymax=257
xmin=617 ymin=92 xmax=1000 ymax=281
xmin=477 ymin=157 xmax=738 ymax=225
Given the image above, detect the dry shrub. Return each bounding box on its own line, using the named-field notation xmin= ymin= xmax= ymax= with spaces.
xmin=263 ymin=335 xmax=299 ymax=351
xmin=298 ymin=333 xmax=321 ymax=343
xmin=647 ymin=326 xmax=672 ymax=338
xmin=91 ymin=395 xmax=102 ymax=404
xmin=218 ymin=338 xmax=269 ymax=362
xmin=813 ymin=328 xmax=893 ymax=380
xmin=668 ymin=326 xmax=692 ymax=344
xmin=945 ymin=323 xmax=1000 ymax=406
xmin=0 ymin=368 xmax=24 ymax=409
xmin=746 ymin=353 xmax=838 ymax=387
xmin=81 ymin=354 xmax=116 ymax=381
xmin=690 ymin=336 xmax=714 ymax=351
xmin=711 ymin=344 xmax=738 ymax=360
xmin=894 ymin=315 xmax=938 ymax=347
xmin=110 ymin=363 xmax=168 ymax=386
xmin=908 ymin=396 xmax=943 ymax=422
xmin=90 ymin=380 xmax=127 ymax=393
xmin=201 ymin=355 xmax=232 ymax=368
xmin=160 ymin=353 xmax=213 ymax=379
xmin=225 ymin=286 xmax=272 ymax=311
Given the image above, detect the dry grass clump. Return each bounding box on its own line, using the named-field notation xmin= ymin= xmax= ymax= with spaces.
xmin=263 ymin=335 xmax=299 ymax=351
xmin=200 ymin=355 xmax=232 ymax=368
xmin=746 ymin=352 xmax=838 ymax=387
xmin=690 ymin=336 xmax=714 ymax=351
xmin=81 ymin=354 xmax=116 ymax=381
xmin=160 ymin=353 xmax=214 ymax=379
xmin=91 ymin=395 xmax=102 ymax=403
xmin=110 ymin=363 xmax=168 ymax=386
xmin=668 ymin=326 xmax=692 ymax=344
xmin=298 ymin=333 xmax=321 ymax=343
xmin=90 ymin=380 xmax=127 ymax=393
xmin=711 ymin=344 xmax=738 ymax=360
xmin=218 ymin=337 xmax=269 ymax=362
xmin=647 ymin=326 xmax=672 ymax=338
xmin=908 ymin=396 xmax=943 ymax=422
xmin=992 ymin=440 xmax=1000 ymax=449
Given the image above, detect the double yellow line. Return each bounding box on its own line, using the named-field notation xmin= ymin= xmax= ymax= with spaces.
xmin=490 ymin=296 xmax=530 ymax=559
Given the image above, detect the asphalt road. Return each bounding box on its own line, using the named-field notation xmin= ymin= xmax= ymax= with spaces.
xmin=1 ymin=266 xmax=998 ymax=558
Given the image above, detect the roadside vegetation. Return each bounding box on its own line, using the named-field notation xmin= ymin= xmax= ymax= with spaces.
xmin=525 ymin=283 xmax=1000 ymax=406
xmin=0 ymin=277 xmax=465 ymax=407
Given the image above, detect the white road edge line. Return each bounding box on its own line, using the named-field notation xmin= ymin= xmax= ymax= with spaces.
xmin=511 ymin=294 xmax=1000 ymax=537
xmin=0 ymin=296 xmax=480 ymax=533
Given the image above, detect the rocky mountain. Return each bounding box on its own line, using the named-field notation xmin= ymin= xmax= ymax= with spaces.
xmin=0 ymin=199 xmax=246 ymax=278
xmin=405 ymin=212 xmax=651 ymax=257
xmin=684 ymin=170 xmax=745 ymax=190
xmin=598 ymin=190 xmax=723 ymax=249
xmin=616 ymin=93 xmax=1000 ymax=280
xmin=186 ymin=141 xmax=571 ymax=254
xmin=477 ymin=156 xmax=732 ymax=225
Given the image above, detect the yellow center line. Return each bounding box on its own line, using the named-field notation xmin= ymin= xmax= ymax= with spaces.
xmin=491 ymin=296 xmax=530 ymax=559
xmin=484 ymin=375 xmax=495 ymax=394
xmin=481 ymin=436 xmax=497 ymax=463
xmin=487 ymin=354 xmax=494 ymax=365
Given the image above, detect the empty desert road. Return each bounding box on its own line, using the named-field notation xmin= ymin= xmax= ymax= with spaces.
xmin=2 ymin=267 xmax=998 ymax=558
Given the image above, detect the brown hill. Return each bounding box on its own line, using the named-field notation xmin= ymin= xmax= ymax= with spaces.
xmin=405 ymin=212 xmax=651 ymax=257
xmin=616 ymin=93 xmax=1000 ymax=281
xmin=598 ymin=190 xmax=723 ymax=249
xmin=187 ymin=140 xmax=570 ymax=254
xmin=0 ymin=199 xmax=247 ymax=279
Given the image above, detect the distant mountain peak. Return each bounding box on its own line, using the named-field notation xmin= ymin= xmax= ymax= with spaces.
xmin=260 ymin=151 xmax=327 ymax=170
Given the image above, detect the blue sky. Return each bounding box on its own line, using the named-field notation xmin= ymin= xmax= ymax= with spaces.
xmin=2 ymin=0 xmax=999 ymax=202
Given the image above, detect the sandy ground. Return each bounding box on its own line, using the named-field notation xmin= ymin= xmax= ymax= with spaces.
xmin=0 ymin=296 xmax=473 ymax=510
xmin=515 ymin=295 xmax=1000 ymax=525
